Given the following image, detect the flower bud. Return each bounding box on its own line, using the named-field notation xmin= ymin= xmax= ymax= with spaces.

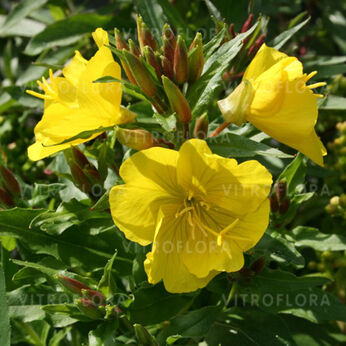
xmin=279 ymin=198 xmax=290 ymax=214
xmin=134 ymin=324 xmax=158 ymax=346
xmin=162 ymin=24 xmax=176 ymax=48
xmin=275 ymin=180 xmax=287 ymax=202
xmin=218 ymin=80 xmax=254 ymax=126
xmin=137 ymin=15 xmax=158 ymax=53
xmin=143 ymin=46 xmax=162 ymax=79
xmin=0 ymin=166 xmax=21 ymax=198
xmin=81 ymin=288 xmax=106 ymax=306
xmin=174 ymin=36 xmax=189 ymax=85
xmin=70 ymin=162 xmax=91 ymax=194
xmin=160 ymin=55 xmax=173 ymax=80
xmin=162 ymin=76 xmax=191 ymax=123
xmin=0 ymin=187 xmax=14 ymax=207
xmin=229 ymin=23 xmax=236 ymax=38
xmin=122 ymin=49 xmax=157 ymax=98
xmin=270 ymin=194 xmax=279 ymax=213
xmin=188 ymin=32 xmax=204 ymax=83
xmin=247 ymin=34 xmax=265 ymax=58
xmin=250 ymin=257 xmax=265 ymax=274
xmin=72 ymin=147 xmax=89 ymax=168
xmin=241 ymin=13 xmax=254 ymax=33
xmin=128 ymin=39 xmax=141 ymax=57
xmin=56 ymin=275 xmax=90 ymax=295
xmin=116 ymin=128 xmax=155 ymax=151
xmin=193 ymin=113 xmax=209 ymax=139
xmin=114 ymin=28 xmax=129 ymax=51
xmin=76 ymin=298 xmax=104 ymax=320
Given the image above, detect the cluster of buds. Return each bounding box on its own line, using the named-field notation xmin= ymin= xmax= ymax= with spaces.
xmin=325 ymin=194 xmax=346 ymax=219
xmin=0 ymin=165 xmax=21 ymax=208
xmin=270 ymin=179 xmax=290 ymax=215
xmin=65 ymin=147 xmax=104 ymax=200
xmin=229 ymin=257 xmax=266 ymax=284
xmin=328 ymin=121 xmax=346 ymax=181
xmin=215 ymin=13 xmax=266 ymax=81
xmin=56 ymin=275 xmax=109 ymax=320
xmin=113 ymin=16 xmax=205 ymax=141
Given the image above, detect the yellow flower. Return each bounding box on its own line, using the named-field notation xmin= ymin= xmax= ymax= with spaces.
xmin=218 ymin=44 xmax=327 ymax=166
xmin=109 ymin=139 xmax=272 ymax=293
xmin=27 ymin=28 xmax=135 ymax=161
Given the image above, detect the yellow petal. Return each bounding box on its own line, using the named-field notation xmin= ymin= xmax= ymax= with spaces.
xmin=92 ymin=28 xmax=109 ymax=49
xmin=243 ymin=43 xmax=288 ymax=81
xmin=177 ymin=139 xmax=272 ymax=216
xmin=247 ymin=77 xmax=326 ymax=166
xmin=181 ymin=200 xmax=269 ymax=278
xmin=144 ymin=207 xmax=218 ymax=293
xmin=109 ymin=147 xmax=182 ymax=246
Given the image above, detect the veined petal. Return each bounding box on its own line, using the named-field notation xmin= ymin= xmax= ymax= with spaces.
xmin=144 ymin=207 xmax=218 ymax=293
xmin=109 ymin=148 xmax=182 ymax=245
xmin=243 ymin=43 xmax=288 ymax=81
xmin=247 ymin=77 xmax=326 ymax=166
xmin=181 ymin=200 xmax=269 ymax=278
xmin=177 ymin=139 xmax=272 ymax=216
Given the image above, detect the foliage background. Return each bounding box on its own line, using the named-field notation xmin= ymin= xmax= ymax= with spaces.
xmin=0 ymin=0 xmax=345 ymax=345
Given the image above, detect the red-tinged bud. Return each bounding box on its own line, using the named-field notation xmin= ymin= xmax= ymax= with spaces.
xmin=85 ymin=168 xmax=103 ymax=186
xmin=71 ymin=147 xmax=89 ymax=168
xmin=114 ymin=28 xmax=129 ymax=50
xmin=188 ymin=32 xmax=204 ymax=83
xmin=122 ymin=49 xmax=157 ymax=98
xmin=174 ymin=35 xmax=189 ymax=85
xmin=76 ymin=298 xmax=104 ymax=320
xmin=248 ymin=34 xmax=265 ymax=57
xmin=250 ymin=257 xmax=265 ymax=274
xmin=279 ymin=198 xmax=290 ymax=215
xmin=81 ymin=288 xmax=106 ymax=306
xmin=270 ymin=194 xmax=279 ymax=213
xmin=116 ymin=128 xmax=155 ymax=151
xmin=229 ymin=23 xmax=236 ymax=38
xmin=0 ymin=166 xmax=21 ymax=198
xmin=128 ymin=39 xmax=141 ymax=57
xmin=275 ymin=179 xmax=287 ymax=202
xmin=143 ymin=46 xmax=162 ymax=79
xmin=162 ymin=36 xmax=175 ymax=63
xmin=241 ymin=13 xmax=254 ymax=33
xmin=56 ymin=275 xmax=90 ymax=295
xmin=134 ymin=324 xmax=157 ymax=346
xmin=160 ymin=55 xmax=173 ymax=80
xmin=162 ymin=24 xmax=176 ymax=47
xmin=137 ymin=15 xmax=158 ymax=53
xmin=162 ymin=76 xmax=191 ymax=123
xmin=194 ymin=113 xmax=209 ymax=139
xmin=121 ymin=60 xmax=138 ymax=85
xmin=70 ymin=162 xmax=91 ymax=194
xmin=0 ymin=187 xmax=14 ymax=207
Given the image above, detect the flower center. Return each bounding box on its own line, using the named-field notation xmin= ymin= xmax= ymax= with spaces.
xmin=175 ymin=195 xmax=247 ymax=247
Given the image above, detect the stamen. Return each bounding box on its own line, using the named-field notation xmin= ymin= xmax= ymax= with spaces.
xmin=304 ymin=71 xmax=317 ymax=82
xmin=308 ymin=82 xmax=326 ymax=89
xmin=314 ymin=93 xmax=324 ymax=98
xmin=26 ymin=90 xmax=48 ymax=99
xmin=175 ymin=206 xmax=193 ymax=218
xmin=217 ymin=218 xmax=240 ymax=246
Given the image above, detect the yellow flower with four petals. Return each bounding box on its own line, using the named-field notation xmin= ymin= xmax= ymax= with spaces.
xmin=27 ymin=28 xmax=135 ymax=161
xmin=110 ymin=139 xmax=272 ymax=293
xmin=218 ymin=44 xmax=327 ymax=166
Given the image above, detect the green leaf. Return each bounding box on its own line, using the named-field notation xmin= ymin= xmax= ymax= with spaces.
xmin=203 ymin=28 xmax=226 ymax=61
xmin=97 ymin=251 xmax=118 ymax=299
xmin=255 ymin=232 xmax=305 ymax=268
xmin=271 ymin=16 xmax=310 ymax=50
xmin=157 ymin=306 xmax=222 ymax=344
xmin=134 ymin=0 xmax=166 ymax=42
xmin=187 ymin=24 xmax=258 ymax=118
xmin=277 ymin=153 xmax=307 ymax=195
xmin=0 ymin=0 xmax=47 ymax=35
xmin=24 ymin=14 xmax=128 ymax=56
xmin=128 ymin=284 xmax=191 ymax=325
xmin=292 ymin=226 xmax=346 ymax=251
xmin=319 ymin=95 xmax=346 ymax=111
xmin=0 ymin=267 xmax=11 ymax=346
xmin=206 ymin=308 xmax=295 ymax=346
xmin=0 ymin=15 xmax=45 ymax=37
xmin=207 ymin=133 xmax=293 ymax=158
xmin=153 ymin=113 xmax=177 ymax=132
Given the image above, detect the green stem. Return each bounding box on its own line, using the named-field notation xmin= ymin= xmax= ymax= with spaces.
xmin=225 ymin=281 xmax=238 ymax=307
